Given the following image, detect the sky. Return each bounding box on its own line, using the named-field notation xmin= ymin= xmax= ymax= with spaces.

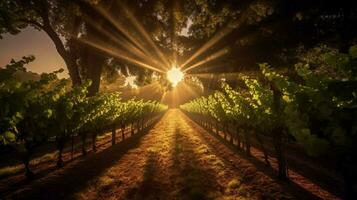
xmin=0 ymin=27 xmax=68 ymax=78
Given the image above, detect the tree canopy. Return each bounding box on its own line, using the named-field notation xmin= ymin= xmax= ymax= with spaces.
xmin=1 ymin=0 xmax=357 ymax=92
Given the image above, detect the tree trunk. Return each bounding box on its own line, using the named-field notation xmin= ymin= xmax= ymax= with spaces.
xmin=244 ymin=129 xmax=251 ymax=156
xmin=57 ymin=137 xmax=66 ymax=168
xmin=270 ymin=82 xmax=288 ymax=179
xmin=41 ymin=16 xmax=82 ymax=86
xmin=141 ymin=118 xmax=145 ymax=130
xmin=83 ymin=24 xmax=107 ymax=96
xmin=67 ymin=38 xmax=82 ymax=86
xmin=92 ymin=133 xmax=97 ymax=152
xmin=236 ymin=127 xmax=241 ymax=149
xmin=223 ymin=123 xmax=227 ymax=140
xmin=273 ymin=130 xmax=288 ymax=180
xmin=87 ymin=55 xmax=105 ymax=96
xmin=121 ymin=124 xmax=125 ymax=140
xmin=23 ymin=142 xmax=34 ymax=179
xmin=81 ymin=132 xmax=87 ymax=156
xmin=112 ymin=125 xmax=116 ymax=145
xmin=230 ymin=129 xmax=234 ymax=144
xmin=137 ymin=121 xmax=141 ymax=132
xmin=71 ymin=133 xmax=74 ymax=160
xmin=24 ymin=156 xmax=34 ymax=179
xmin=255 ymin=131 xmax=270 ymax=166
xmin=131 ymin=123 xmax=134 ymax=135
xmin=57 ymin=148 xmax=64 ymax=168
xmin=67 ymin=16 xmax=82 ymax=86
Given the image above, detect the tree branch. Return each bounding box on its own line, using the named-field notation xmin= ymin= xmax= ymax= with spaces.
xmin=18 ymin=18 xmax=44 ymax=29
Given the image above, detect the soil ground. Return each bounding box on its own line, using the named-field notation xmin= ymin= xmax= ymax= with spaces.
xmin=2 ymin=109 xmax=340 ymax=200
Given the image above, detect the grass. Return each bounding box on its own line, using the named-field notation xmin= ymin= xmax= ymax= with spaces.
xmin=196 ymin=144 xmax=210 ymax=154
xmin=98 ymin=176 xmax=115 ymax=188
xmin=0 ymin=165 xmax=23 ymax=178
xmin=224 ymin=180 xmax=252 ymax=200
xmin=237 ymin=185 xmax=251 ymax=198
xmin=201 ymin=154 xmax=225 ymax=169
xmin=31 ymin=152 xmax=57 ymax=165
xmin=0 ymin=132 xmax=115 ymax=179
xmin=97 ymin=132 xmax=112 ymax=140
xmin=227 ymin=179 xmax=240 ymax=189
xmin=180 ymin=173 xmax=207 ymax=200
xmin=0 ymin=152 xmax=57 ymax=178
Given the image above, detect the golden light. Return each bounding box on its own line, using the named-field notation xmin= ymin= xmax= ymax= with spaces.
xmin=167 ymin=67 xmax=184 ymax=87
xmin=125 ymin=75 xmax=138 ymax=89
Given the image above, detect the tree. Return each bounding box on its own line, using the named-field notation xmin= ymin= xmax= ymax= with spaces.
xmin=179 ymin=0 xmax=357 ymax=74
xmin=0 ymin=0 xmax=82 ymax=86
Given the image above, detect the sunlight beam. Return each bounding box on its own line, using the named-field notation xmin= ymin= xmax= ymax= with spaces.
xmin=80 ymin=14 xmax=166 ymax=70
xmin=181 ymin=82 xmax=199 ymax=98
xmin=183 ymin=47 xmax=230 ymax=72
xmin=78 ymin=38 xmax=165 ymax=74
xmin=119 ymin=2 xmax=172 ymax=68
xmin=96 ymin=6 xmax=162 ymax=65
xmin=180 ymin=26 xmax=233 ymax=69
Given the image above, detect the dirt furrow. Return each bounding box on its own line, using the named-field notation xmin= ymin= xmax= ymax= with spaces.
xmin=6 ymin=109 xmax=318 ymax=199
xmin=75 ymin=109 xmax=296 ymax=200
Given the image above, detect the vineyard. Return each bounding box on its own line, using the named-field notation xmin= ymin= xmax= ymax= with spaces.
xmin=181 ymin=53 xmax=357 ymax=198
xmin=1 ymin=0 xmax=357 ymax=200
xmin=181 ymin=55 xmax=357 ymax=178
xmin=0 ymin=58 xmax=167 ymax=180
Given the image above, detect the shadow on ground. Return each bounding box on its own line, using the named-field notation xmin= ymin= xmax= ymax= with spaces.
xmin=123 ymin=151 xmax=165 ymax=199
xmin=185 ymin=115 xmax=328 ymax=200
xmin=122 ymin=126 xmax=221 ymax=200
xmin=8 ymin=121 xmax=160 ymax=200
xmin=171 ymin=128 xmax=221 ymax=200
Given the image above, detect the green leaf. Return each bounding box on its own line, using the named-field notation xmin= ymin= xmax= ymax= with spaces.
xmin=44 ymin=109 xmax=53 ymax=118
xmin=306 ymin=137 xmax=330 ymax=157
xmin=4 ymin=131 xmax=16 ymax=143
xmin=349 ymin=45 xmax=357 ymax=59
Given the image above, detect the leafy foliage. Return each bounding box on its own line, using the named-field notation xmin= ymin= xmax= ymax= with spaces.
xmin=0 ymin=57 xmax=167 ymax=177
xmin=181 ymin=45 xmax=357 ymax=182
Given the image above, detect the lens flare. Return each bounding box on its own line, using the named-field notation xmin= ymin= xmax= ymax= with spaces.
xmin=125 ymin=75 xmax=138 ymax=89
xmin=167 ymin=67 xmax=184 ymax=87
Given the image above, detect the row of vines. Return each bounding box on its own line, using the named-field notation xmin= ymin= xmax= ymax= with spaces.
xmin=181 ymin=46 xmax=357 ymax=198
xmin=0 ymin=57 xmax=167 ymax=179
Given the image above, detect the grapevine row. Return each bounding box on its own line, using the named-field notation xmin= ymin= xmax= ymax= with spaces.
xmin=0 ymin=57 xmax=167 ymax=178
xmin=181 ymin=46 xmax=357 ymax=186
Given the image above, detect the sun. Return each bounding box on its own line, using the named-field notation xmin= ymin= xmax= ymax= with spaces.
xmin=167 ymin=67 xmax=184 ymax=87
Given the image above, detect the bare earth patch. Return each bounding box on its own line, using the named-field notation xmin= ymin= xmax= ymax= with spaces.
xmin=75 ymin=109 xmax=295 ymax=200
xmin=4 ymin=109 xmax=325 ymax=199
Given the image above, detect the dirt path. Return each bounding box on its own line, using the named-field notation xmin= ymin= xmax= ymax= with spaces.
xmin=73 ymin=109 xmax=296 ymax=200
xmin=7 ymin=109 xmax=325 ymax=199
